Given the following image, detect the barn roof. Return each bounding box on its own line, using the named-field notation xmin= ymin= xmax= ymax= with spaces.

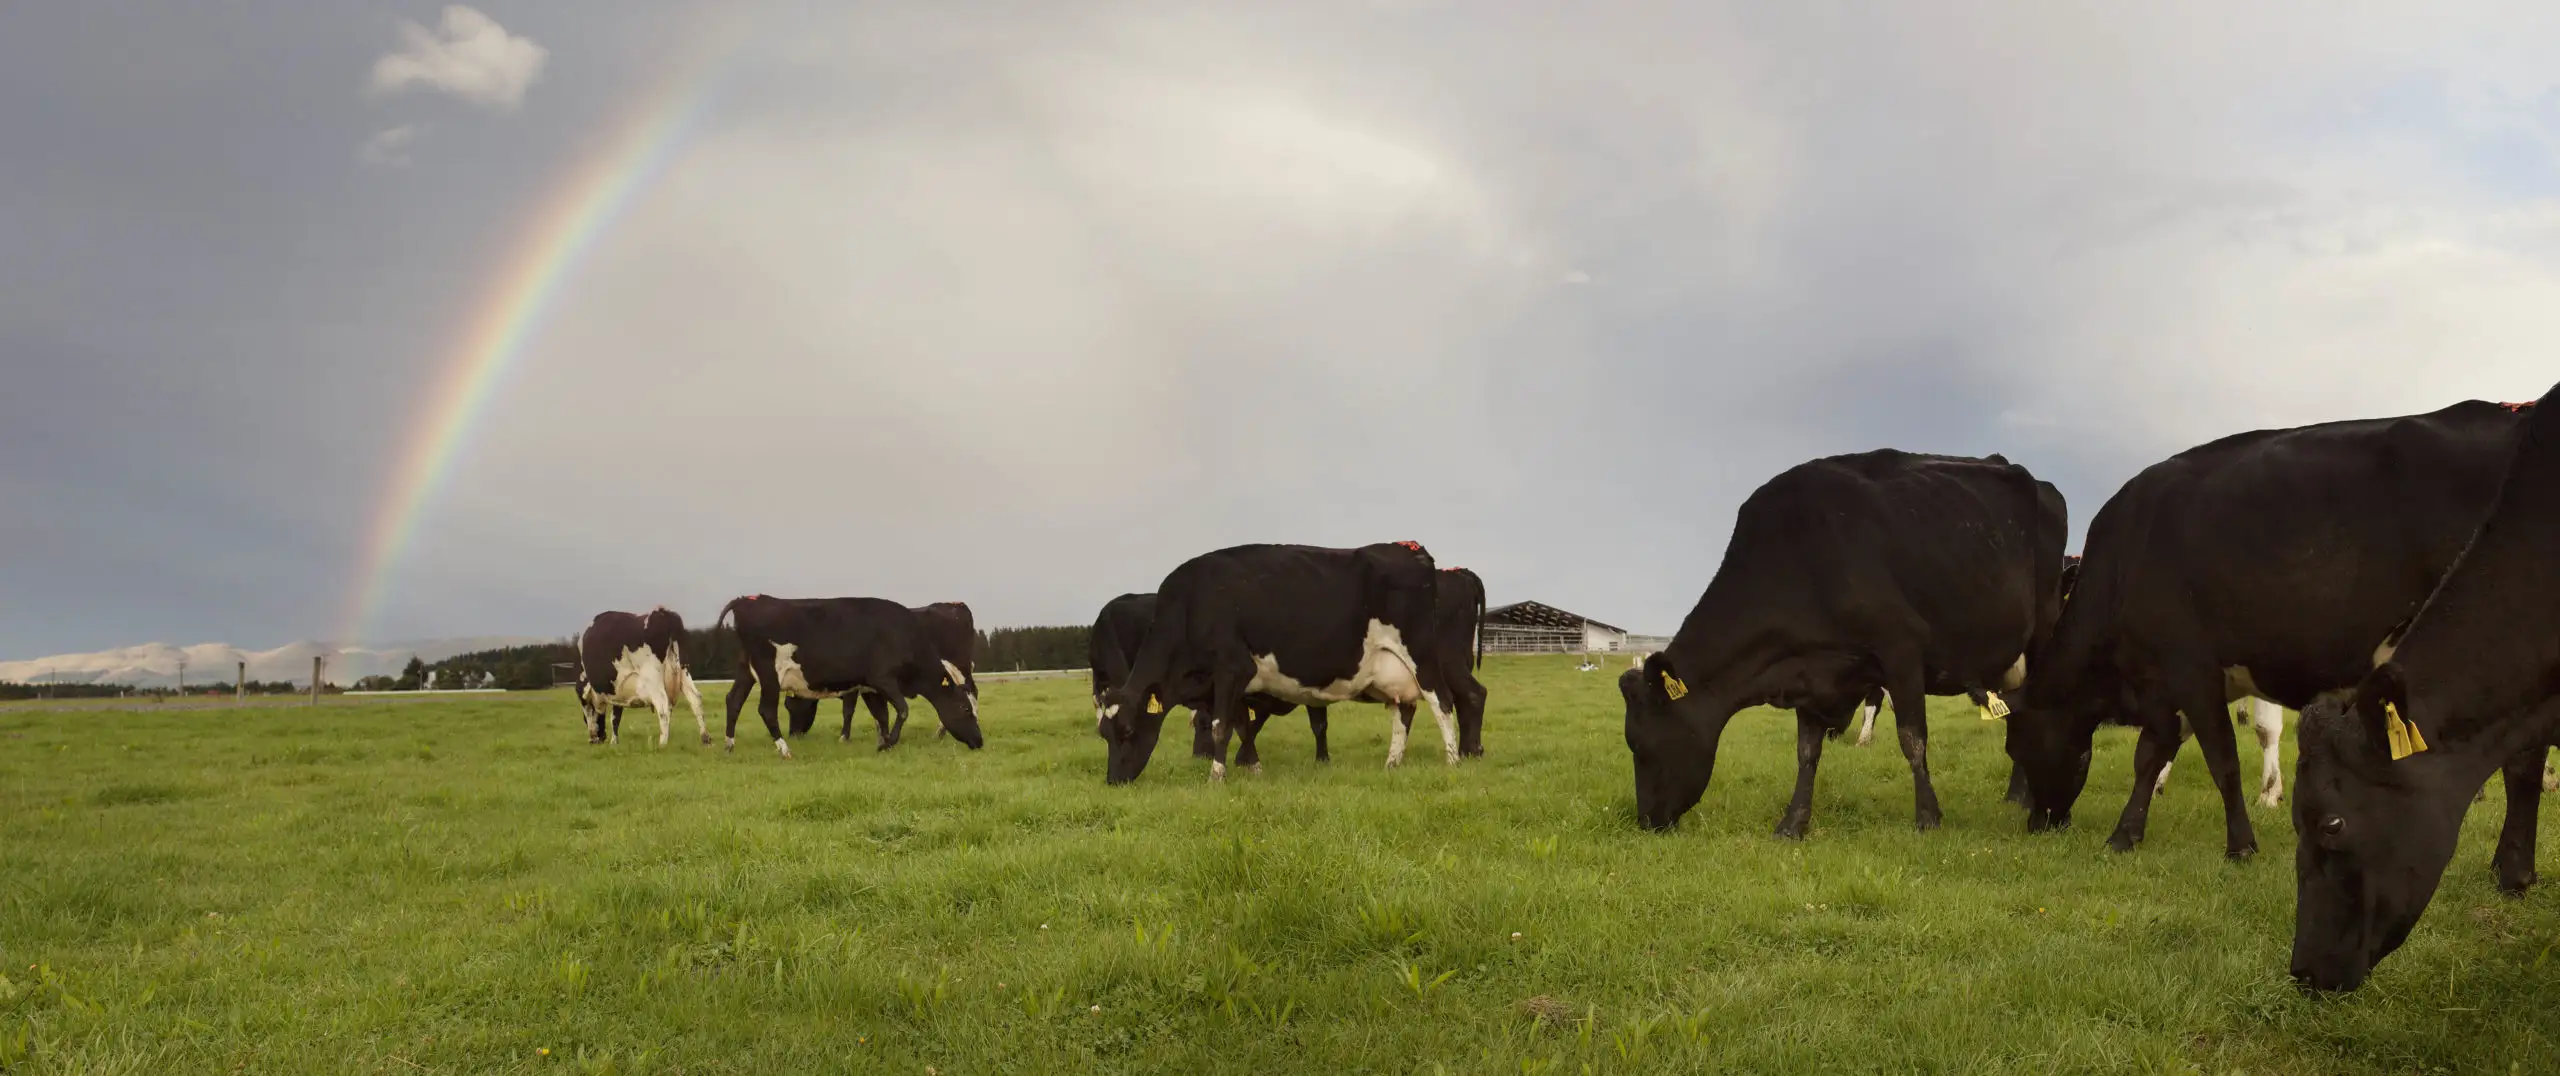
xmin=1483 ymin=601 xmax=1626 ymax=634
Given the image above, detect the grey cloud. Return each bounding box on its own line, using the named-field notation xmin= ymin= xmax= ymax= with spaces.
xmin=8 ymin=1 xmax=2560 ymax=660
xmin=368 ymin=5 xmax=548 ymax=111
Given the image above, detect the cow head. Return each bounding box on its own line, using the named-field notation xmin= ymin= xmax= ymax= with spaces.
xmin=1621 ymin=653 xmax=1716 ymax=830
xmin=2288 ymin=675 xmax=2470 ymax=992
xmin=925 ymin=662 xmax=985 ymax=750
xmin=2007 ymin=680 xmax=2114 ymax=831
xmin=1098 ymin=681 xmax=1170 ymax=785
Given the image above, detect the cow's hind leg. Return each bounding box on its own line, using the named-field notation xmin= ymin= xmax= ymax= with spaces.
xmin=1881 ymin=657 xmax=1941 ymax=831
xmin=609 ymin=705 xmax=623 ymax=745
xmin=1424 ymin=689 xmax=1460 ymax=766
xmin=2493 ymin=745 xmax=2545 ymax=894
xmin=680 ymin=672 xmax=708 ymax=745
xmin=1776 ymin=708 xmax=1832 ymax=840
xmin=1192 ymin=710 xmax=1216 ymax=759
xmin=2249 ymin=699 xmax=2284 ymax=807
xmin=1386 ymin=702 xmax=1415 ymax=768
xmin=1309 ymin=706 xmax=1331 ymax=763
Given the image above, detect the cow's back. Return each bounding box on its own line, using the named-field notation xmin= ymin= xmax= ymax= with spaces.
xmin=1159 ymin=543 xmax=1434 ymax=669
xmin=2055 ymin=400 xmax=2526 ymax=704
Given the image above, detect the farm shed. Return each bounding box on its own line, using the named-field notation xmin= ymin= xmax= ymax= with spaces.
xmin=1481 ymin=601 xmax=1654 ymax=654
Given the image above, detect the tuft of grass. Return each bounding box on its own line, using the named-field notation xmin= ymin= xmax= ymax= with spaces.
xmin=0 ymin=657 xmax=2553 ymax=1073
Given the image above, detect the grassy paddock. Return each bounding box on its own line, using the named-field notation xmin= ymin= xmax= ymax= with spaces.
xmin=2 ymin=656 xmax=2553 ymax=1074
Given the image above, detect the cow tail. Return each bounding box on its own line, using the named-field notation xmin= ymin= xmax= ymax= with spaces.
xmin=1474 ymin=584 xmax=1486 ymax=671
xmin=716 ymin=596 xmax=745 ymax=634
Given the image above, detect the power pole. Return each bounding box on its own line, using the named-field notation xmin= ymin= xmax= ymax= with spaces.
xmin=236 ymin=660 xmax=246 ymax=702
xmin=310 ymin=655 xmax=324 ymax=706
xmin=177 ymin=658 xmax=187 ymax=695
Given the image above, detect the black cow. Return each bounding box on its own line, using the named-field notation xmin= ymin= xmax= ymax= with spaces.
xmin=574 ymin=607 xmax=707 ymax=746
xmin=2009 ymin=399 xmax=2536 ymax=861
xmin=1098 ymin=542 xmax=1449 ymax=784
xmin=2291 ymin=390 xmax=2560 ymax=992
xmin=1090 ymin=591 xmax=1346 ymax=771
xmin=783 ymin=601 xmax=982 ymax=745
xmin=717 ymin=595 xmax=984 ymax=758
xmin=1622 ymin=450 xmax=2065 ymax=835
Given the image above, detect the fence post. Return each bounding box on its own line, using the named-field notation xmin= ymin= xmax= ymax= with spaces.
xmin=311 ymin=655 xmax=323 ymax=706
xmin=236 ymin=661 xmax=246 ymax=702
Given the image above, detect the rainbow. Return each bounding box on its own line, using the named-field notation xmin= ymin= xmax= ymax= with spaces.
xmin=341 ymin=42 xmax=741 ymax=644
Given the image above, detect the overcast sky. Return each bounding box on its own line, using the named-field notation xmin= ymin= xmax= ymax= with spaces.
xmin=10 ymin=1 xmax=2560 ymax=657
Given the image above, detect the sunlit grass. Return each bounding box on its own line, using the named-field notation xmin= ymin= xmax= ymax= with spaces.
xmin=2 ymin=656 xmax=2552 ymax=1073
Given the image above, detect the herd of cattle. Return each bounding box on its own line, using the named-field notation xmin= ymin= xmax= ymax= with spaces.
xmin=566 ymin=382 xmax=2560 ymax=995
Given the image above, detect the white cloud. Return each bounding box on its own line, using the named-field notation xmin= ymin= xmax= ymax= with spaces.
xmin=367 ymin=5 xmax=547 ymax=111
xmin=356 ymin=124 xmax=418 ymax=167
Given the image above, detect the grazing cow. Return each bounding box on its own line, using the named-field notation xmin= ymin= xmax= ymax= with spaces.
xmin=782 ymin=601 xmax=982 ymax=744
xmin=1097 ymin=542 xmax=1449 ymax=784
xmin=717 ymin=595 xmax=984 ymax=759
xmin=1621 ymin=449 xmax=2067 ymax=835
xmin=574 ymin=607 xmax=707 ymax=747
xmin=2009 ymin=399 xmax=2537 ymax=860
xmin=1088 ymin=591 xmax=1338 ymax=768
xmin=2290 ymin=389 xmax=2560 ymax=992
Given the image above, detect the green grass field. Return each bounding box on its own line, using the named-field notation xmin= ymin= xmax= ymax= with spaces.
xmin=4 ymin=656 xmax=2554 ymax=1074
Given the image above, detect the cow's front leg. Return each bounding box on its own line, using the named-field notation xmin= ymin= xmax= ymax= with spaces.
xmin=879 ymin=694 xmax=911 ymax=751
xmin=1234 ymin=706 xmax=1273 ymax=774
xmin=1776 ymin=709 xmax=1829 ymax=840
xmin=1308 ymin=706 xmax=1331 ymax=763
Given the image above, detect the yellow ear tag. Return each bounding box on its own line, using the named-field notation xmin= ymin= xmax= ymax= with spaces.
xmin=1660 ymin=674 xmax=1689 ymax=701
xmin=1981 ymin=692 xmax=2010 ymax=721
xmin=2382 ymin=700 xmax=2429 ymax=760
xmin=941 ymin=676 xmax=952 ymax=687
xmin=1146 ymin=694 xmax=1163 ymax=715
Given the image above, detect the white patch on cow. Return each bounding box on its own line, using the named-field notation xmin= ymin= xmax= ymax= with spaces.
xmin=771 ymin=642 xmax=855 ymax=700
xmin=1103 ymin=702 xmax=1120 ymax=719
xmin=1855 ymin=703 xmax=1878 ymax=747
xmin=2372 ymin=637 xmax=2398 ymax=668
xmin=1245 ymin=620 xmax=1424 ymax=709
xmin=774 ymin=737 xmax=793 ymax=759
xmin=583 ymin=644 xmax=676 ymax=746
xmin=2246 ymin=697 xmax=2285 ymax=807
xmin=1210 ymin=760 xmax=1226 ymax=781
xmin=1426 ymin=689 xmax=1459 ymax=765
xmin=1999 ymin=654 xmax=2028 ymax=693
xmin=1386 ymin=705 xmax=1411 ymax=768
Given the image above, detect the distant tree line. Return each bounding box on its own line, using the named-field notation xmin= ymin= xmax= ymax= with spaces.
xmin=0 ymin=680 xmax=313 ymax=700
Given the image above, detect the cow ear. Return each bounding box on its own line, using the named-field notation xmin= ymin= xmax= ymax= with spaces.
xmin=1642 ymin=653 xmax=1689 ymax=701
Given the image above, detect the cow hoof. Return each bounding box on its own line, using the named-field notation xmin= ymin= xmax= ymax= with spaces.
xmin=2496 ymin=869 xmax=2537 ymax=895
xmin=2226 ymin=842 xmax=2259 ymax=861
xmin=2106 ymin=831 xmax=2140 ymax=854
xmin=1210 ymin=762 xmax=1226 ymax=782
xmin=1774 ymin=817 xmax=1810 ymax=841
xmin=775 ymin=740 xmax=794 ymax=760
xmin=2258 ymin=794 xmax=2283 ymax=809
xmin=699 ymin=733 xmax=712 ymax=745
xmin=1249 ymin=762 xmax=1263 ymax=776
xmin=1914 ymin=813 xmax=1941 ymax=833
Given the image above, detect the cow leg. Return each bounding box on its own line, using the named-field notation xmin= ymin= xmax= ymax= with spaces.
xmin=1308 ymin=705 xmax=1331 ymax=762
xmin=608 ymin=705 xmax=623 ymax=745
xmin=2168 ymin=673 xmax=2258 ymax=858
xmin=2249 ymin=699 xmax=2284 ymax=808
xmin=1191 ymin=710 xmax=1216 ymax=760
xmin=680 ymin=673 xmax=708 ymax=745
xmin=862 ymin=692 xmax=893 ymax=745
xmin=1386 ymin=702 xmax=1416 ymax=768
xmin=879 ymin=694 xmax=912 ymax=751
xmin=1882 ymin=660 xmax=1941 ymax=831
xmin=640 ymin=677 xmax=674 ymax=747
xmin=722 ymin=659 xmax=756 ymax=751
xmin=1206 ymin=663 xmax=1252 ymax=781
xmin=1776 ymin=709 xmax=1831 ymax=840
xmin=1854 ymin=698 xmax=1878 ymax=748
xmin=1234 ymin=705 xmax=1273 ymax=774
xmin=741 ymin=655 xmax=791 ymax=759
xmin=2493 ymin=745 xmax=2545 ymax=894
xmin=2105 ymin=709 xmax=2185 ymax=853
xmin=1424 ymin=688 xmax=1461 ymax=766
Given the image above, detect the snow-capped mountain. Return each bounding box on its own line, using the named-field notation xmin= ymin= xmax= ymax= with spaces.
xmin=0 ymin=637 xmax=552 ymax=688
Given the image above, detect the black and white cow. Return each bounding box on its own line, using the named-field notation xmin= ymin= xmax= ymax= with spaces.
xmin=2291 ymin=390 xmax=2560 ymax=991
xmin=2008 ymin=399 xmax=2539 ymax=861
xmin=1097 ymin=542 xmax=1451 ymax=784
xmin=717 ymin=595 xmax=984 ymax=758
xmin=782 ymin=601 xmax=982 ymax=745
xmin=1622 ymin=450 xmax=2067 ymax=835
xmin=1090 ymin=591 xmax=1352 ymax=771
xmin=574 ymin=607 xmax=707 ymax=747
